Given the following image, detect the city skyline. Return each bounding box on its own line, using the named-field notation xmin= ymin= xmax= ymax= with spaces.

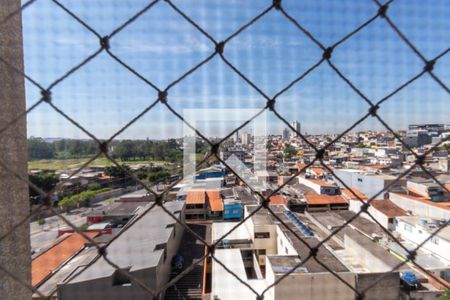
xmin=22 ymin=0 xmax=449 ymax=139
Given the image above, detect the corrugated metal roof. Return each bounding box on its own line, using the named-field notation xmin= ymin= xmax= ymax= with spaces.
xmin=186 ymin=190 xmax=206 ymax=204
xmin=207 ymin=190 xmax=223 ymax=212
xmin=269 ymin=195 xmax=287 ymax=205
xmin=32 ymin=232 xmax=98 ymax=287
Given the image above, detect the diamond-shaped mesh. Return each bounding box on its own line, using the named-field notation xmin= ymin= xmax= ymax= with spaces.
xmin=0 ymin=0 xmax=449 ymax=299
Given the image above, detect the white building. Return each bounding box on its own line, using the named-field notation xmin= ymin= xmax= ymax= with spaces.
xmin=241 ymin=132 xmax=251 ymax=145
xmin=211 ymin=205 xmax=355 ymax=300
xmin=395 ymin=216 xmax=450 ymax=263
xmin=389 ymin=192 xmax=450 ymax=220
xmin=291 ymin=121 xmax=301 ymax=138
xmin=57 ymin=202 xmax=185 ymax=300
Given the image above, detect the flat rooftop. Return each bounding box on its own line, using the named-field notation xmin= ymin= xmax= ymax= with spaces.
xmin=212 ymin=222 xmax=251 ymax=242
xmin=397 ymin=216 xmax=450 ymax=241
xmin=248 ymin=205 xmax=350 ymax=273
xmin=87 ymin=201 xmax=147 ymax=217
xmin=65 ymin=201 xmax=183 ymax=284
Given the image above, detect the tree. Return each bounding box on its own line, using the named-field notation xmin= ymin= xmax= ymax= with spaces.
xmin=283 ymin=145 xmax=297 ymax=159
xmin=148 ymin=170 xmax=171 ymax=183
xmin=28 ymin=138 xmax=55 ymax=160
xmin=104 ymin=165 xmax=131 ymax=178
xmin=29 ymin=171 xmax=59 ymax=202
xmin=356 ymin=143 xmax=366 ymax=148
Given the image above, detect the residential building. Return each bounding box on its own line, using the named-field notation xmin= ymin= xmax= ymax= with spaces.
xmin=389 ymin=192 xmax=450 ymax=220
xmin=395 ymin=216 xmax=450 ymax=265
xmin=291 ymin=121 xmax=301 ymax=138
xmin=333 ymin=169 xmax=405 ymax=199
xmin=241 ymin=132 xmax=251 ymax=145
xmin=282 ymin=128 xmax=290 ymax=140
xmin=57 ymin=202 xmax=185 ymax=300
xmin=297 ymin=176 xmax=340 ymax=195
xmin=211 ymin=205 xmax=355 ymax=300
xmin=407 ymin=178 xmax=446 ymax=202
xmin=184 ymin=189 xmax=224 ymax=221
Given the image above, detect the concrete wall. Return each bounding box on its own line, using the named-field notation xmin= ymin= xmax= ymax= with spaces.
xmin=334 ymin=170 xmax=385 ymax=199
xmin=273 ymin=272 xmax=356 ymax=300
xmin=389 ymin=192 xmax=450 ymax=219
xmin=276 ymin=226 xmax=297 ymax=256
xmin=344 ymin=232 xmax=397 ymax=273
xmin=253 ymin=224 xmax=278 ymax=257
xmin=156 ymin=221 xmax=185 ymax=296
xmin=0 ymin=1 xmax=30 ymax=299
xmin=356 ymin=272 xmax=399 ymax=300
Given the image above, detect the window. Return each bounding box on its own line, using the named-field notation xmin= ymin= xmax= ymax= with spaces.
xmin=285 ymin=247 xmax=288 ymax=254
xmin=358 ymin=178 xmax=363 ymax=182
xmin=430 ymin=236 xmax=439 ymax=245
xmin=112 ymin=268 xmax=131 ymax=286
xmin=254 ymin=232 xmax=270 ymax=239
xmin=225 ymin=210 xmax=229 ymax=214
xmin=232 ymin=209 xmax=239 ymax=214
xmin=404 ymin=223 xmax=413 ymax=233
xmin=258 ymin=249 xmax=266 ymax=255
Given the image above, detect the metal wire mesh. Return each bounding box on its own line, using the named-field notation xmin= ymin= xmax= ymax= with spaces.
xmin=0 ymin=0 xmax=449 ymax=299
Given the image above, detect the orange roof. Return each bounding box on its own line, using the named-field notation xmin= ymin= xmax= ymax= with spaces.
xmin=296 ymin=163 xmax=307 ymax=171
xmin=341 ymin=188 xmax=368 ymax=201
xmin=310 ymin=167 xmax=325 ymax=176
xmin=308 ymin=179 xmax=335 ymax=187
xmin=445 ymin=184 xmax=450 ymax=192
xmin=407 ymin=187 xmax=430 ymax=200
xmin=207 ymin=190 xmax=223 ymax=212
xmin=186 ymin=190 xmax=206 ymax=204
xmin=269 ymin=195 xmax=287 ymax=205
xmin=391 ymin=193 xmax=450 ymax=211
xmin=305 ymin=194 xmax=348 ymax=205
xmin=369 ymin=200 xmax=407 ymax=217
xmin=32 ymin=232 xmax=98 ymax=287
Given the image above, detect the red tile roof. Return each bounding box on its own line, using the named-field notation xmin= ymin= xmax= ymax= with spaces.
xmin=32 ymin=232 xmax=98 ymax=287
xmin=296 ymin=163 xmax=307 ymax=171
xmin=310 ymin=167 xmax=325 ymax=176
xmin=369 ymin=200 xmax=407 ymax=217
xmin=305 ymin=194 xmax=348 ymax=205
xmin=269 ymin=195 xmax=287 ymax=205
xmin=308 ymin=179 xmax=335 ymax=187
xmin=341 ymin=188 xmax=368 ymax=201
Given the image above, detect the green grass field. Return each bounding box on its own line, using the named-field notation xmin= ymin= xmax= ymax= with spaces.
xmin=28 ymin=156 xmax=172 ymax=171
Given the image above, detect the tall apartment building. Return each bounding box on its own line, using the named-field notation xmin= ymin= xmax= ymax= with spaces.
xmin=291 ymin=121 xmax=301 ymax=138
xmin=241 ymin=132 xmax=251 ymax=145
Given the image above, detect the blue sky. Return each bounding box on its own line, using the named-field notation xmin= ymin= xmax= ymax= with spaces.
xmin=22 ymin=0 xmax=449 ymax=139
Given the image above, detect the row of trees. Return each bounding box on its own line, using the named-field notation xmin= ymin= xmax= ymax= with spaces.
xmin=111 ymin=139 xmax=182 ymax=162
xmin=28 ymin=137 xmax=185 ymax=163
xmin=59 ymin=188 xmax=111 ymax=211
